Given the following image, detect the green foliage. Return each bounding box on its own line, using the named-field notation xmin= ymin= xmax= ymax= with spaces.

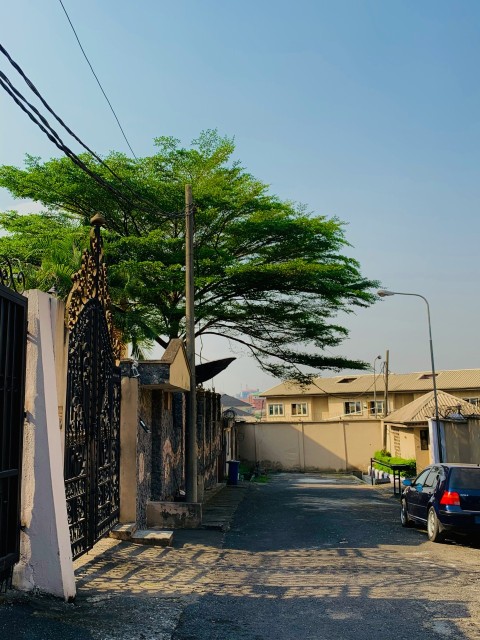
xmin=372 ymin=450 xmax=416 ymax=477
xmin=0 ymin=131 xmax=379 ymax=380
xmin=0 ymin=211 xmax=89 ymax=298
xmin=239 ymin=462 xmax=253 ymax=477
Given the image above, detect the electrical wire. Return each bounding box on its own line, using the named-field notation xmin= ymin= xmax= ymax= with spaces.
xmin=57 ymin=0 xmax=137 ymax=159
xmin=0 ymin=69 xmax=130 ymax=208
xmin=0 ymin=43 xmax=124 ymax=182
xmin=0 ymin=42 xmax=186 ymax=221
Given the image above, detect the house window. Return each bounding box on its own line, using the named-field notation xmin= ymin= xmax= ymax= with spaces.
xmin=420 ymin=428 xmax=429 ymax=450
xmin=464 ymin=397 xmax=480 ymax=407
xmin=369 ymin=400 xmax=384 ymax=416
xmin=291 ymin=403 xmax=308 ymax=416
xmin=344 ymin=401 xmax=362 ymax=415
xmin=268 ymin=403 xmax=284 ymax=416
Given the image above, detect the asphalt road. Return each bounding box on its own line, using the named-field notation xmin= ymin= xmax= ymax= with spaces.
xmin=173 ymin=474 xmax=480 ymax=640
xmin=2 ymin=473 xmax=480 ymax=639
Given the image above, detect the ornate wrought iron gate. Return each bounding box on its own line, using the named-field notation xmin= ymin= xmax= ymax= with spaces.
xmin=0 ymin=265 xmax=27 ymax=589
xmin=64 ymin=216 xmax=121 ymax=560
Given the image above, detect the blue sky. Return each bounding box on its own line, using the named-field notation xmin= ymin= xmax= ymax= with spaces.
xmin=1 ymin=1 xmax=480 ymax=394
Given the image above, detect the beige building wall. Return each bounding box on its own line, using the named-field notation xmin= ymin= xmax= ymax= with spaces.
xmin=413 ymin=429 xmax=430 ymax=470
xmin=327 ymin=397 xmax=353 ymax=418
xmin=264 ymin=396 xmax=313 ymax=422
xmin=311 ymin=396 xmax=329 ymax=421
xmin=237 ymin=420 xmax=382 ymax=472
xmin=385 ymin=424 xmax=416 ymax=459
xmin=391 ymin=393 xmax=415 ymax=410
xmin=265 ymin=394 xmax=385 ymax=421
xmin=455 ymin=392 xmax=480 ymax=403
xmin=265 ymin=394 xmax=416 ymax=422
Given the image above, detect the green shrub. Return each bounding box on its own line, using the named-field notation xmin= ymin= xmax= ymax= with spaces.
xmin=252 ymin=475 xmax=269 ymax=483
xmin=239 ymin=462 xmax=253 ymax=476
xmin=372 ymin=450 xmax=416 ymax=477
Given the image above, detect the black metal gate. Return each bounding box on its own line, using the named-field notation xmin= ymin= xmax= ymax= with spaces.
xmin=0 ymin=271 xmax=27 ymax=589
xmin=64 ymin=216 xmax=121 ymax=560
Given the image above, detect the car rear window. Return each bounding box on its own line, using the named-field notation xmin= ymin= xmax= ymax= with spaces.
xmin=449 ymin=468 xmax=480 ymax=490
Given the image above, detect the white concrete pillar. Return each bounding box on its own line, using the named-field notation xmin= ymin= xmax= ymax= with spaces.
xmin=428 ymin=418 xmax=446 ymax=464
xmin=13 ymin=290 xmax=76 ymax=600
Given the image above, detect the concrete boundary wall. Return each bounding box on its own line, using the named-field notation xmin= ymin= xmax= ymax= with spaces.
xmin=237 ymin=420 xmax=383 ymax=472
xmin=13 ymin=290 xmax=75 ymax=600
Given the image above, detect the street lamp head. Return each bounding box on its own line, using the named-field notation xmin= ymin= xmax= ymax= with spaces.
xmin=377 ymin=289 xmax=395 ymax=297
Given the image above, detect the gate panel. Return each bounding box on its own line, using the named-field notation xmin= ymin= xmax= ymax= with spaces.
xmin=0 ymin=284 xmax=27 ymax=588
xmin=64 ymin=216 xmax=121 ymax=560
xmin=95 ymin=315 xmax=121 ymax=541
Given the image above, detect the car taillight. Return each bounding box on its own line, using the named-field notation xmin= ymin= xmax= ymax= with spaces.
xmin=440 ymin=491 xmax=461 ymax=506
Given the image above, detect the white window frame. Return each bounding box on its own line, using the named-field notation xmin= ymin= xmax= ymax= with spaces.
xmin=369 ymin=400 xmax=384 ymax=416
xmin=291 ymin=402 xmax=308 ymax=416
xmin=268 ymin=403 xmax=284 ymax=417
xmin=464 ymin=397 xmax=480 ymax=407
xmin=344 ymin=401 xmax=362 ymax=415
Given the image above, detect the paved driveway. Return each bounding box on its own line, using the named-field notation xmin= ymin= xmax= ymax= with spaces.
xmin=2 ymin=473 xmax=480 ymax=639
xmin=173 ymin=473 xmax=480 ymax=639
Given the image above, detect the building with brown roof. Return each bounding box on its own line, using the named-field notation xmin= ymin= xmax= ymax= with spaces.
xmin=261 ymin=369 xmax=480 ymax=423
xmin=385 ymin=391 xmax=480 ymax=469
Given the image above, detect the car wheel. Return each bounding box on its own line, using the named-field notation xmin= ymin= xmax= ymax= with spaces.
xmin=400 ymin=499 xmax=412 ymax=528
xmin=427 ymin=507 xmax=444 ymax=543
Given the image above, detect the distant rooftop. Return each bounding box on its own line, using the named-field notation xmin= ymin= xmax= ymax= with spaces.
xmin=220 ymin=393 xmax=253 ymax=408
xmin=261 ymin=369 xmax=480 ymax=397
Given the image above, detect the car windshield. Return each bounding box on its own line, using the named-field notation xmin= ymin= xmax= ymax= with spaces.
xmin=449 ymin=468 xmax=480 ymax=490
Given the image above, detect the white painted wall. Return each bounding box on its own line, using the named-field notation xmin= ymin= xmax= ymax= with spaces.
xmin=13 ymin=290 xmax=76 ymax=600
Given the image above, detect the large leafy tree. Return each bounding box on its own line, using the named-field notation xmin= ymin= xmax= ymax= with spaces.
xmin=0 ymin=131 xmax=378 ymax=380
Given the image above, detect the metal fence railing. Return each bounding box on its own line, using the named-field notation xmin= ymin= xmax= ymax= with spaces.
xmin=370 ymin=458 xmax=416 ymax=498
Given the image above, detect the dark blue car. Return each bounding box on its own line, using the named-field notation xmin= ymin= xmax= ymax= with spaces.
xmin=401 ymin=463 xmax=480 ymax=542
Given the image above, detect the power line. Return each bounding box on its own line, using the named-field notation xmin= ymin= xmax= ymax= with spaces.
xmin=0 ymin=43 xmax=131 ymax=187
xmin=57 ymin=0 xmax=137 ymax=159
xmin=0 ymin=42 xmax=186 ymax=222
xmin=0 ymin=69 xmax=134 ymax=214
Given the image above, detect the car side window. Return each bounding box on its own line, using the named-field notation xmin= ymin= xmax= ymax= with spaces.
xmin=414 ymin=469 xmax=431 ymax=486
xmin=423 ymin=469 xmax=438 ymax=489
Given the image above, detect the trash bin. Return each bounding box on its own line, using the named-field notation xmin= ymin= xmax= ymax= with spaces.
xmin=227 ymin=460 xmax=240 ymax=486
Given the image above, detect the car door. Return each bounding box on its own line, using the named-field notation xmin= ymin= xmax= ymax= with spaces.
xmin=415 ymin=467 xmax=441 ymax=522
xmin=407 ymin=468 xmax=432 ymax=519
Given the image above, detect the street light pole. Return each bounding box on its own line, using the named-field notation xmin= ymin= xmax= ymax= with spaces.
xmin=377 ymin=289 xmax=442 ymax=461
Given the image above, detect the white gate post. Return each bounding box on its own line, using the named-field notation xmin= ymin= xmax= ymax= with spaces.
xmin=13 ymin=290 xmax=76 ymax=600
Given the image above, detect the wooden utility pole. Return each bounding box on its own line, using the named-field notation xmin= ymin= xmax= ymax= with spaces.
xmin=185 ymin=184 xmax=197 ymax=502
xmin=383 ymin=349 xmax=390 ymax=450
